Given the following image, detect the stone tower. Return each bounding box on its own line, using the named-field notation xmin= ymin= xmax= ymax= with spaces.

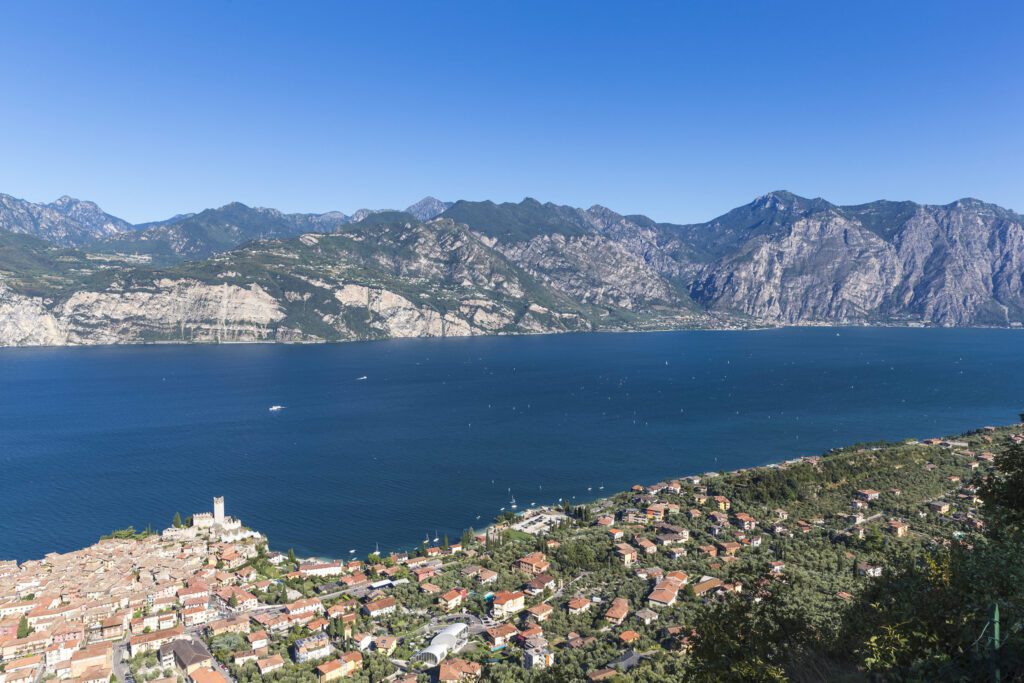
xmin=213 ymin=496 xmax=225 ymax=526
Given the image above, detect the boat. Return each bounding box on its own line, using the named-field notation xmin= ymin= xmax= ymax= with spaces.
xmin=268 ymin=405 xmax=285 ymax=412
xmin=356 ymin=376 xmax=368 ymax=381
xmin=348 ymin=549 xmax=356 ymax=554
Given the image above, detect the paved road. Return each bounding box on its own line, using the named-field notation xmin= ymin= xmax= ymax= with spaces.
xmin=112 ymin=639 xmax=131 ymax=683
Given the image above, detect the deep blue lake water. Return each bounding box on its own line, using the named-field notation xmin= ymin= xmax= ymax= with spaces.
xmin=1 ymin=328 xmax=1022 ymax=562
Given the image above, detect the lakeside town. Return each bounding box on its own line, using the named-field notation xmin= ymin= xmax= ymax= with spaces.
xmin=1 ymin=424 xmax=1021 ymax=683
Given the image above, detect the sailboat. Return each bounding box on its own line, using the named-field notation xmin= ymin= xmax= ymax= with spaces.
xmin=508 ymin=488 xmax=518 ymax=509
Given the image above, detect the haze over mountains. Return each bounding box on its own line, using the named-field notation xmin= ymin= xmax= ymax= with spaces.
xmin=0 ymin=190 xmax=1022 ymax=346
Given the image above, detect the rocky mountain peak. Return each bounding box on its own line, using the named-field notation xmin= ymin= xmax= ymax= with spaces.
xmin=405 ymin=196 xmax=451 ymax=221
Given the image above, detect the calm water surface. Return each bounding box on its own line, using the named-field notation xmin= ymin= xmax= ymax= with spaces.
xmin=1 ymin=328 xmax=1022 ymax=561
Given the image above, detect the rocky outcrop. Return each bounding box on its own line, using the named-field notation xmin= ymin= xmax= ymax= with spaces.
xmin=0 ymin=282 xmax=66 ymax=345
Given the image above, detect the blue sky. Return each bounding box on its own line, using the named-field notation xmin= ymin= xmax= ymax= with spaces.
xmin=0 ymin=1 xmax=1021 ymax=223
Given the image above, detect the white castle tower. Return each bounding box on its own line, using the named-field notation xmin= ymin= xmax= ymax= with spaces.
xmin=213 ymin=496 xmax=225 ymax=526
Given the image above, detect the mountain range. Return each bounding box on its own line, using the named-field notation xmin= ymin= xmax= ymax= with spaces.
xmin=0 ymin=190 xmax=1021 ymax=346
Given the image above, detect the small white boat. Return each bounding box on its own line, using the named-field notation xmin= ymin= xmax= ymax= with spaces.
xmin=269 ymin=405 xmax=285 ymax=412
xmin=348 ymin=549 xmax=356 ymax=554
xmin=356 ymin=376 xmax=368 ymax=381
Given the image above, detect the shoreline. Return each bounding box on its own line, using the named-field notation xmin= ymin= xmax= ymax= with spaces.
xmin=1 ymin=321 xmax=1023 ymax=352
xmin=5 ymin=422 xmax=1007 ymax=567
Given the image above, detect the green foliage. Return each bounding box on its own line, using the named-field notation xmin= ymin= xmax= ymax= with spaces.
xmin=980 ymin=440 xmax=1024 ymax=533
xmin=17 ymin=615 xmax=31 ymax=639
xmin=100 ymin=526 xmax=153 ymax=541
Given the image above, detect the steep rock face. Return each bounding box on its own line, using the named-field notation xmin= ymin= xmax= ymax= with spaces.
xmin=886 ymin=202 xmax=1024 ymax=325
xmin=690 ymin=211 xmax=902 ymax=323
xmin=56 ymin=279 xmax=288 ymax=344
xmin=683 ymin=196 xmax=1024 ymax=326
xmin=0 ymin=282 xmax=66 ymax=345
xmin=497 ymin=232 xmax=685 ymax=310
xmin=0 ymin=194 xmax=133 ymax=247
xmin=333 ymin=284 xmax=475 ymax=338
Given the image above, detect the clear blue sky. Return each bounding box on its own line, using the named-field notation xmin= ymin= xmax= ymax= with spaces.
xmin=1 ymin=1 xmax=1020 ymax=224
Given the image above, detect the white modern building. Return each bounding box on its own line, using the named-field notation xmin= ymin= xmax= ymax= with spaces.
xmin=411 ymin=623 xmax=469 ymax=667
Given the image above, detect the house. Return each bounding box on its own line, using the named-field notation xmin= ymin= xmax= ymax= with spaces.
xmin=645 ymin=504 xmax=669 ymax=522
xmin=129 ymin=625 xmax=185 ymax=656
xmin=692 ymin=576 xmax=723 ymax=598
xmin=372 ymin=636 xmax=398 ymax=656
xmin=733 ymin=512 xmax=757 ymax=531
xmin=525 ymin=574 xmax=557 ymax=596
xmin=887 ymin=520 xmax=909 ymax=537
xmin=523 ymin=646 xmax=554 ymax=670
xmin=189 ymin=668 xmax=229 ymax=683
xmin=293 ymin=634 xmax=332 ymax=663
xmin=768 ymin=561 xmax=785 ymax=575
xmin=299 ymin=562 xmax=344 ymax=578
xmin=316 ymin=652 xmax=362 ymax=682
xmin=477 ymin=569 xmax=498 ymax=585
xmin=635 ymin=538 xmax=657 ymax=555
xmin=215 ymin=587 xmax=257 ymax=611
xmin=285 ymin=598 xmax=324 ymax=617
xmin=712 ymin=495 xmax=731 ymax=511
xmin=439 ymin=589 xmax=466 ymax=611
xmin=515 ymin=553 xmax=550 ymax=576
xmin=636 ymin=608 xmax=659 ymax=625
xmin=159 ymin=639 xmax=213 ymax=676
xmin=437 ymin=658 xmax=482 ymax=682
xmin=363 ymin=596 xmax=397 ymax=618
xmin=567 ymin=597 xmax=591 ymax=615
xmin=257 ymin=655 xmax=285 ymax=675
xmin=491 ymin=591 xmax=526 ymax=619
xmin=485 ymin=623 xmax=519 ymax=649
xmin=526 ymin=603 xmax=553 ymax=622
xmin=604 ymin=597 xmax=629 ymax=626
xmin=619 ymin=630 xmax=641 ymax=645
xmin=647 ymin=585 xmax=679 ymax=608
xmin=928 ymin=501 xmax=951 ymax=515
xmin=614 ymin=544 xmax=638 ymax=566
xmin=715 ymin=541 xmax=741 ymax=557
xmin=233 ymin=652 xmax=259 ymax=667
xmin=857 ymin=562 xmax=883 ymax=578
xmin=856 ymin=489 xmax=881 ymax=501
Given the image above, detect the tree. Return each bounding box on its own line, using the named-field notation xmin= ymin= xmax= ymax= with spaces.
xmin=17 ymin=615 xmax=31 ymax=638
xmin=228 ymin=594 xmax=238 ymax=608
xmin=287 ymin=548 xmax=297 ymax=566
xmin=172 ymin=511 xmax=182 ymax=528
xmin=980 ymin=440 xmax=1024 ymax=533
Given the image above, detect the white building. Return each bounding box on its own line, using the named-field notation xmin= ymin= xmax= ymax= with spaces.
xmin=411 ymin=624 xmax=469 ymax=667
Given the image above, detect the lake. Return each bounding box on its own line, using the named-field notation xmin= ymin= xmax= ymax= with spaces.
xmin=1 ymin=327 xmax=1022 ymax=561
